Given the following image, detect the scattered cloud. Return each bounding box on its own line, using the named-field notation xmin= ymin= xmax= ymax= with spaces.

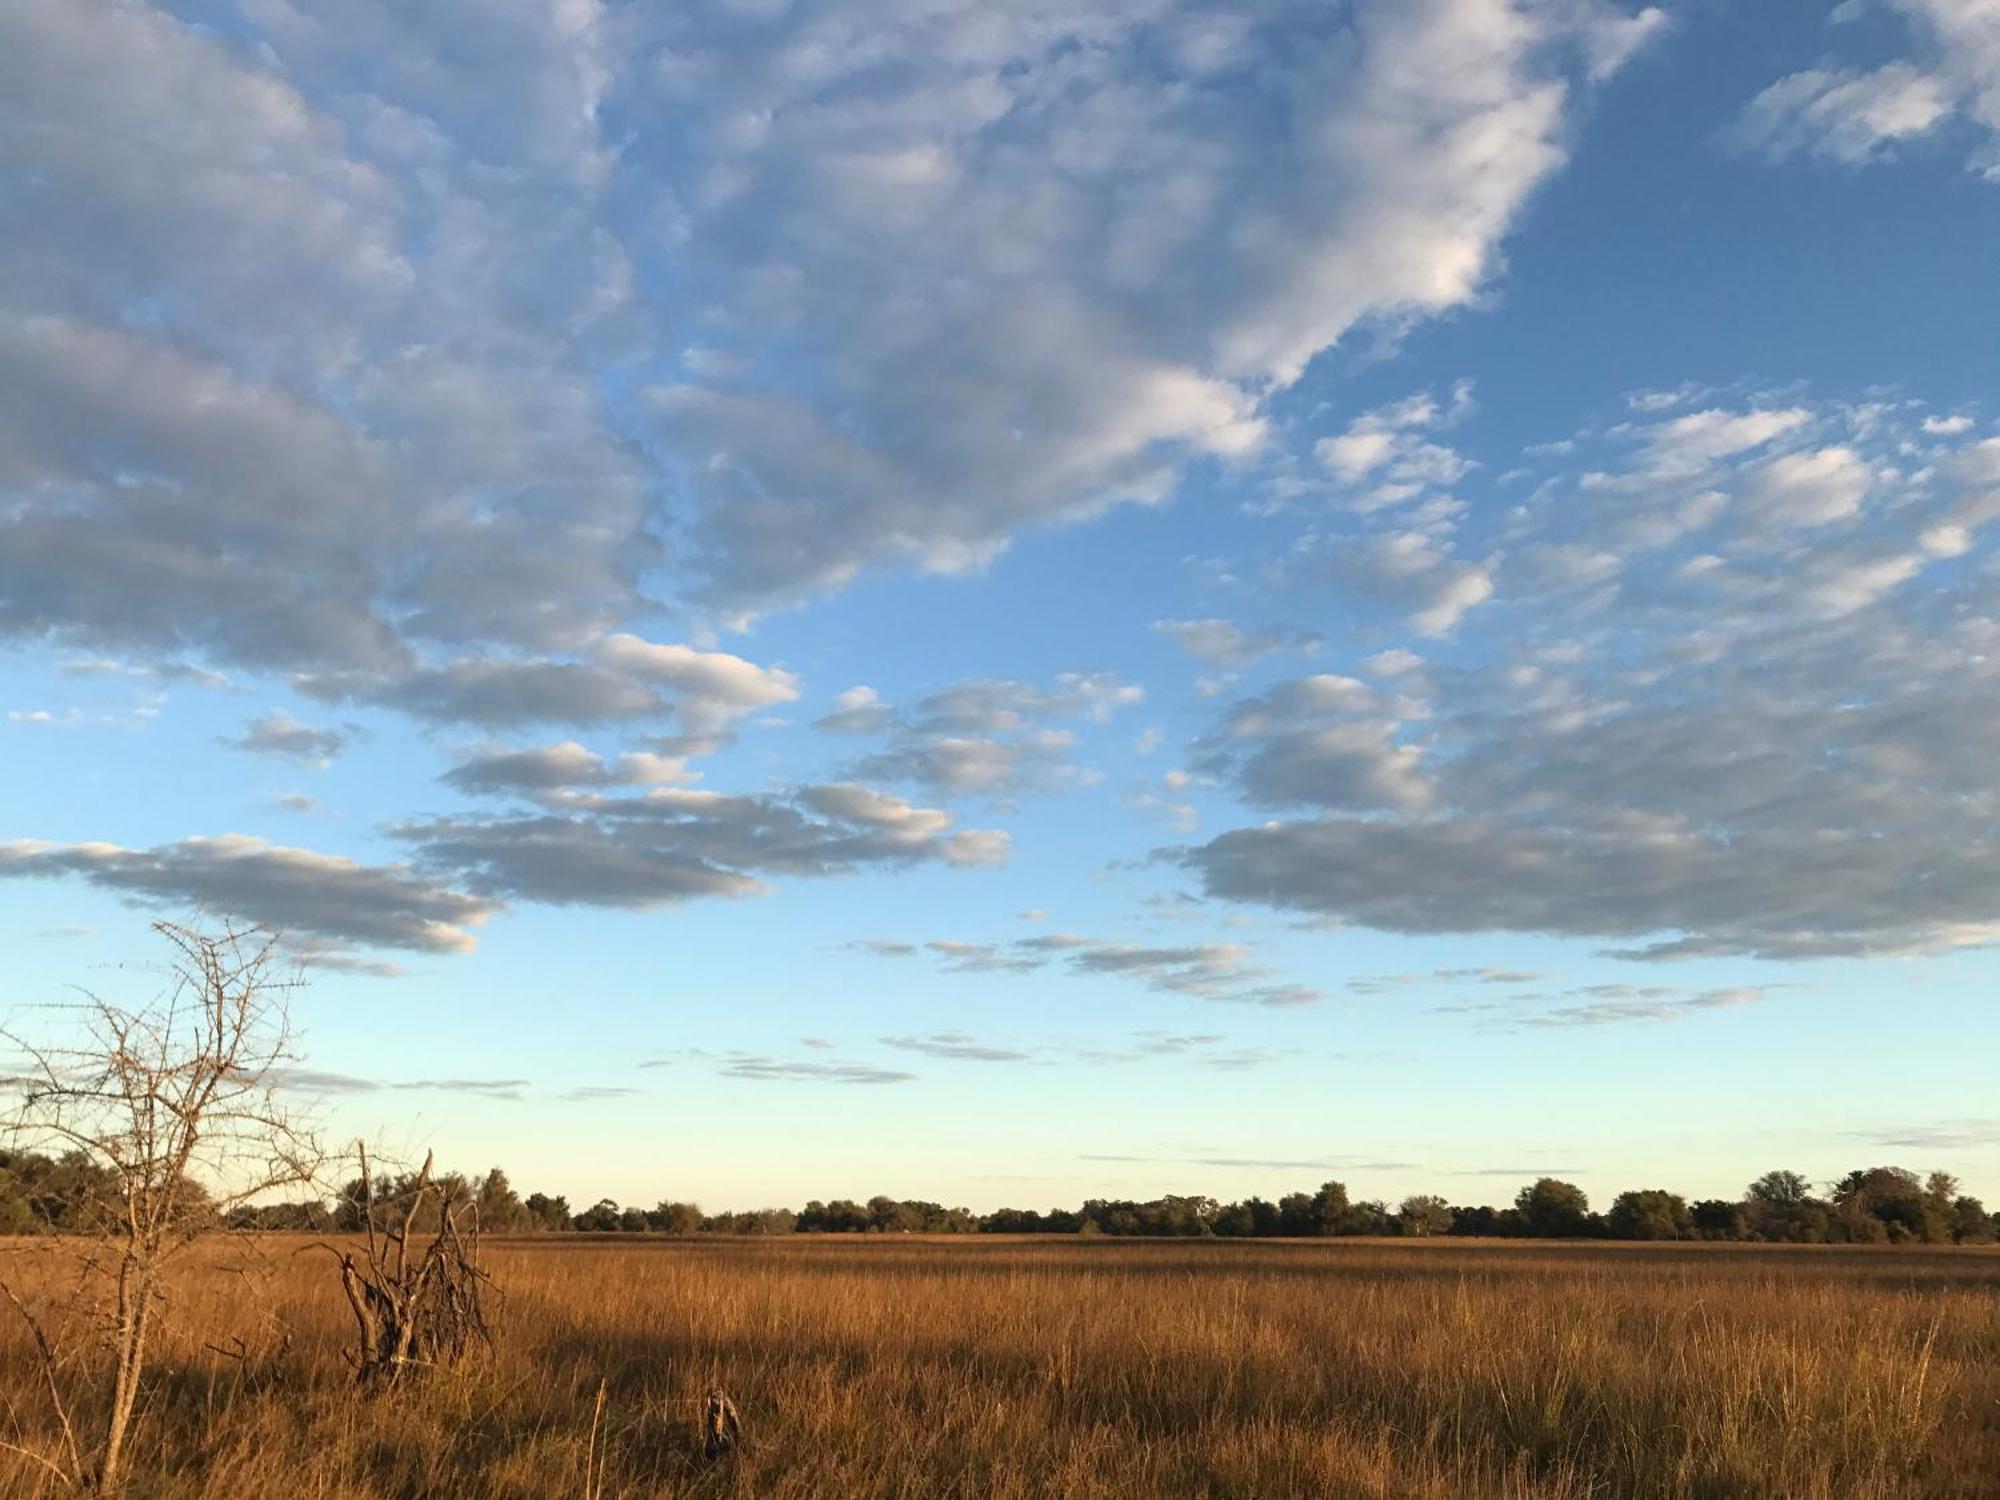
xmin=828 ymin=674 xmax=1142 ymax=800
xmin=715 ymin=1054 xmax=916 ymax=1086
xmin=272 ymin=1069 xmax=529 ymax=1101
xmin=443 ymin=741 xmax=693 ymax=797
xmin=921 ymin=940 xmax=1045 ymax=976
xmin=1189 ymin=398 xmax=2000 ymax=960
xmin=641 ymin=3 xmax=1654 ymax=611
xmin=226 ymin=710 xmax=349 ymax=766
xmin=1315 ymin=384 xmax=1476 ymax=507
xmin=1449 ymin=1165 xmax=1587 ymax=1177
xmin=1725 ymin=0 xmax=2000 ymax=180
xmin=1853 ymin=1119 xmax=2000 ymax=1150
xmin=0 ymin=834 xmax=493 ymax=954
xmin=1310 ymin=531 xmax=1496 ymax=637
xmin=1512 ymin=985 xmax=1772 ymax=1028
xmin=296 ymin=639 xmax=798 ymax=733
xmin=814 ymin=686 xmax=898 ymax=736
xmin=0 ymin=0 xmax=1652 ymax=704
xmin=1079 ymin=1152 xmax=1416 ymax=1171
xmin=395 ymin=782 xmax=1009 ymax=909
xmin=1153 ymin=619 xmax=1286 ymax=668
xmin=881 ymin=1032 xmax=1033 ymax=1063
xmin=859 ymin=929 xmax=1326 ymax=1008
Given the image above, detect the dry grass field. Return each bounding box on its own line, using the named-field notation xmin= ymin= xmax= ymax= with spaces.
xmin=1 ymin=1235 xmax=1996 ymax=1499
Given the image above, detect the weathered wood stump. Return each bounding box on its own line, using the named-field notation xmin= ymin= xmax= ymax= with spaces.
xmin=702 ymin=1388 xmax=741 ymax=1459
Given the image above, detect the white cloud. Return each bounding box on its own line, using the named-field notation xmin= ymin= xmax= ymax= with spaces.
xmin=1327 ymin=533 xmax=1496 ymax=636
xmin=1727 ymin=63 xmax=1954 ymax=164
xmin=639 ymin=1 xmax=1661 ymax=609
xmin=1641 ymin=407 xmax=1811 ymax=471
xmin=1726 ymin=1 xmax=2000 ymax=179
xmin=835 ymin=673 xmax=1143 ymax=799
xmin=1152 ymin=618 xmax=1285 ymax=667
xmin=1314 ymin=385 xmax=1477 ymax=511
xmin=815 ymin=685 xmax=898 ymax=735
xmin=867 ymin=928 xmax=1326 ymax=1008
xmin=1739 ymin=446 xmax=1873 ymax=530
xmin=1189 ymin=396 xmax=2000 ymax=960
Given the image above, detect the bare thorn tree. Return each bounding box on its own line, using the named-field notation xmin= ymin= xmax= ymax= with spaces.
xmin=0 ymin=920 xmax=320 ymax=1493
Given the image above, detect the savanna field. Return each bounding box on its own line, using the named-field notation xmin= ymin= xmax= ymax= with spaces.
xmin=2 ymin=1236 xmax=1996 ymax=1500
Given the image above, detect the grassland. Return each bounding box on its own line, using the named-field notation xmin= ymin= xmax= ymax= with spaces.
xmin=0 ymin=1236 xmax=1995 ymax=1498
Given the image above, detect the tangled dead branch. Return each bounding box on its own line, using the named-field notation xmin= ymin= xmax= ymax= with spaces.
xmin=323 ymin=1144 xmax=493 ymax=1384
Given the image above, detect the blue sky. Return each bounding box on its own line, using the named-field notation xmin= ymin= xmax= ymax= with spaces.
xmin=4 ymin=0 xmax=2000 ymax=1213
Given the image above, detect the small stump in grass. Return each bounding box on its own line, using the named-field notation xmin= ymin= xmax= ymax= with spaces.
xmin=702 ymin=1389 xmax=741 ymax=1459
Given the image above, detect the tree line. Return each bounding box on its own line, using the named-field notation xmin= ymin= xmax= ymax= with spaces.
xmin=2 ymin=1154 xmax=1990 ymax=1245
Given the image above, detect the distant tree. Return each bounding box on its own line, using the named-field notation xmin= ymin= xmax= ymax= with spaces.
xmin=797 ymin=1198 xmax=870 ymax=1233
xmin=572 ymin=1198 xmax=622 ymax=1233
xmin=705 ymin=1206 xmax=796 ymax=1235
xmin=1211 ymin=1201 xmax=1255 ymax=1237
xmin=1515 ymin=1179 xmax=1591 ymax=1238
xmin=1272 ymin=1181 xmax=1351 ymax=1236
xmin=1606 ymin=1189 xmax=1692 ymax=1241
xmin=522 ymin=1191 xmax=570 ymax=1231
xmin=1074 ymin=1196 xmax=1217 ymax=1237
xmin=1951 ymin=1196 xmax=1996 ymax=1245
xmin=1747 ymin=1170 xmax=1812 ymax=1207
xmin=651 ymin=1200 xmax=704 ymax=1234
xmin=981 ymin=1206 xmax=1080 ymax=1233
xmin=1740 ymin=1170 xmax=1828 ymax=1243
xmin=868 ymin=1195 xmax=927 ymax=1233
xmin=0 ymin=1161 xmax=39 ymax=1235
xmin=1446 ymin=1204 xmax=1523 ymax=1237
xmin=1312 ymin=1181 xmax=1352 ymax=1235
xmin=980 ymin=1207 xmax=1045 ymax=1233
xmin=1923 ymin=1172 xmax=1961 ymax=1243
xmin=1274 ymin=1191 xmax=1317 ymax=1236
xmin=474 ymin=1167 xmax=530 ymax=1233
xmin=1213 ymin=1197 xmax=1282 ymax=1237
xmin=1832 ymin=1167 xmax=1929 ymax=1243
xmin=1343 ymin=1199 xmax=1394 ymax=1236
xmin=1397 ymin=1195 xmax=1455 ymax=1237
xmin=226 ymin=1198 xmax=336 ymax=1232
xmin=1690 ymin=1199 xmax=1744 ymax=1240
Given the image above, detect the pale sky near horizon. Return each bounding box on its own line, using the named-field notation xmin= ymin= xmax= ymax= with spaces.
xmin=3 ymin=0 xmax=2000 ymax=1214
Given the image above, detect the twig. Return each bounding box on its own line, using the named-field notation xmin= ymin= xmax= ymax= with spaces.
xmin=0 ymin=1436 xmax=77 ymax=1488
xmin=0 ymin=1278 xmax=82 ymax=1486
xmin=584 ymin=1379 xmax=608 ymax=1500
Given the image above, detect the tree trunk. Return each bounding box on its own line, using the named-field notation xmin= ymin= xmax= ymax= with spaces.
xmin=98 ymin=1266 xmax=152 ymax=1494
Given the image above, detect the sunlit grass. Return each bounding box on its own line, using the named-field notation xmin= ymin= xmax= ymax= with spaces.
xmin=0 ymin=1236 xmax=1994 ymax=1497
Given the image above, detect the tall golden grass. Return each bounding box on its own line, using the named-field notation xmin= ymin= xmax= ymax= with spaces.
xmin=1 ymin=1236 xmax=1994 ymax=1497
